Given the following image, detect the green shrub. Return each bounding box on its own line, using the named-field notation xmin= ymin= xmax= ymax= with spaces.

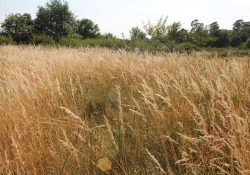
xmin=128 ymin=39 xmax=150 ymax=52
xmin=142 ymin=39 xmax=169 ymax=53
xmin=58 ymin=37 xmax=86 ymax=47
xmin=31 ymin=34 xmax=55 ymax=45
xmin=99 ymin=38 xmax=127 ymax=49
xmin=245 ymin=39 xmax=250 ymax=49
xmin=175 ymin=42 xmax=198 ymax=52
xmin=0 ymin=35 xmax=14 ymax=45
xmin=57 ymin=37 xmax=128 ymax=49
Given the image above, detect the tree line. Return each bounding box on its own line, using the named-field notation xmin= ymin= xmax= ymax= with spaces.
xmin=0 ymin=0 xmax=250 ymax=51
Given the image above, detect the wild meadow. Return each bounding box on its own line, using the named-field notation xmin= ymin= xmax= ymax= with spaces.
xmin=1 ymin=46 xmax=250 ymax=174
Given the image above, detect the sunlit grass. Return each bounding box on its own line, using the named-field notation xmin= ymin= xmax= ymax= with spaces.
xmin=0 ymin=45 xmax=250 ymax=174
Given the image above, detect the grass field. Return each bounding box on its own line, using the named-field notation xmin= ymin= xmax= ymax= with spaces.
xmin=1 ymin=46 xmax=250 ymax=174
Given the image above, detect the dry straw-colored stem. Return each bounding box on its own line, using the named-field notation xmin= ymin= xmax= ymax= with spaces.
xmin=1 ymin=46 xmax=250 ymax=174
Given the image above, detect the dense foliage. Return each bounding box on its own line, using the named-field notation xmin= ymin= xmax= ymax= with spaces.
xmin=34 ymin=0 xmax=76 ymax=38
xmin=1 ymin=13 xmax=33 ymax=43
xmin=0 ymin=0 xmax=250 ymax=52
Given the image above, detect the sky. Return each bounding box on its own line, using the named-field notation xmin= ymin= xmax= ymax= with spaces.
xmin=0 ymin=0 xmax=250 ymax=37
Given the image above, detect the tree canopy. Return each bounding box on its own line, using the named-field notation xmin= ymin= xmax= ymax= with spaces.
xmin=143 ymin=16 xmax=168 ymax=39
xmin=0 ymin=0 xmax=250 ymax=50
xmin=130 ymin=27 xmax=146 ymax=40
xmin=34 ymin=0 xmax=76 ymax=38
xmin=1 ymin=13 xmax=33 ymax=43
xmin=77 ymin=19 xmax=100 ymax=39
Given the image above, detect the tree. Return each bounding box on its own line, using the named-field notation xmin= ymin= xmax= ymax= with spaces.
xmin=1 ymin=13 xmax=33 ymax=43
xmin=217 ymin=30 xmax=230 ymax=47
xmin=167 ymin=22 xmax=190 ymax=44
xmin=209 ymin=22 xmax=220 ymax=36
xmin=230 ymin=32 xmax=242 ymax=47
xmin=208 ymin=22 xmax=229 ymax=47
xmin=230 ymin=20 xmax=250 ymax=47
xmin=168 ymin=22 xmax=181 ymax=41
xmin=34 ymin=0 xmax=76 ymax=38
xmin=143 ymin=16 xmax=168 ymax=39
xmin=77 ymin=19 xmax=100 ymax=39
xmin=233 ymin=19 xmax=244 ymax=31
xmin=130 ymin=27 xmax=146 ymax=40
xmin=190 ymin=19 xmax=210 ymax=47
xmin=178 ymin=29 xmax=191 ymax=43
xmin=240 ymin=21 xmax=250 ymax=42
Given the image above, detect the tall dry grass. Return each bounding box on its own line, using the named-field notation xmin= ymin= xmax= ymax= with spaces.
xmin=0 ymin=45 xmax=250 ymax=174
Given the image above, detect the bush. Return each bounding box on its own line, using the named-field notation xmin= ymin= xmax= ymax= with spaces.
xmin=0 ymin=35 xmax=14 ymax=45
xmin=99 ymin=38 xmax=127 ymax=49
xmin=245 ymin=39 xmax=250 ymax=49
xmin=58 ymin=37 xmax=90 ymax=47
xmin=128 ymin=39 xmax=150 ymax=52
xmin=57 ymin=37 xmax=128 ymax=49
xmin=143 ymin=39 xmax=169 ymax=53
xmin=175 ymin=42 xmax=198 ymax=52
xmin=31 ymin=34 xmax=55 ymax=45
